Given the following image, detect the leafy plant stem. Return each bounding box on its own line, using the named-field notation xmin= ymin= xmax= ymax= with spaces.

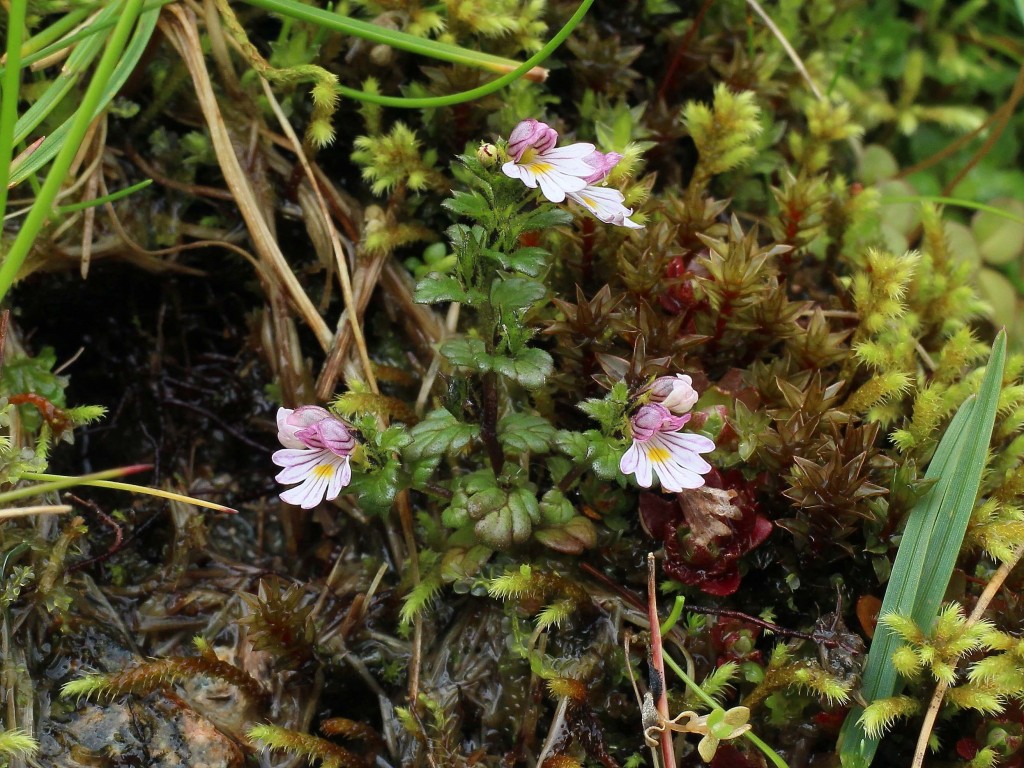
xmin=0 ymin=0 xmax=146 ymax=303
xmin=839 ymin=331 xmax=1007 ymax=767
xmin=480 ymin=372 xmax=505 ymax=476
xmin=0 ymin=0 xmax=26 ymax=221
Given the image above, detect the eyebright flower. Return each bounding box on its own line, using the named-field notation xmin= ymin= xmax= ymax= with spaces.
xmin=272 ymin=406 xmax=356 ymax=509
xmin=502 ymin=121 xmax=643 ymax=227
xmin=501 ymin=144 xmax=596 ymax=204
xmin=647 ymin=374 xmax=699 ymax=415
xmin=620 ymin=403 xmax=714 ymax=492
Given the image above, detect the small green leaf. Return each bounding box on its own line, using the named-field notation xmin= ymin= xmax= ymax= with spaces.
xmin=535 ymin=516 xmax=597 ymax=554
xmin=376 ymin=425 xmax=412 ymax=452
xmin=490 ymin=348 xmax=553 ymax=389
xmin=440 ymin=338 xmax=491 ymax=372
xmin=490 ymin=276 xmax=547 ymax=311
xmin=442 ymin=191 xmax=493 ymax=221
xmin=347 ymin=458 xmax=401 ymax=514
xmin=405 ymin=409 xmax=480 ymax=460
xmin=484 ymin=246 xmax=548 ymax=277
xmin=539 ymin=489 xmax=574 ymax=525
xmin=519 ymin=207 xmax=573 ymax=232
xmin=414 ymin=274 xmax=468 ymax=304
xmin=498 ymin=413 xmax=556 ymax=453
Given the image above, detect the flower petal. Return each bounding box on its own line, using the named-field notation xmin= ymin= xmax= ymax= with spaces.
xmin=568 ymin=185 xmax=643 ymax=228
xmin=621 ymin=441 xmax=654 ymax=487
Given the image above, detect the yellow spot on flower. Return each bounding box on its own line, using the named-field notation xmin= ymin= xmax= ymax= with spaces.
xmin=581 ymin=196 xmax=596 ymax=207
xmin=527 ymin=161 xmax=553 ymax=174
xmin=647 ymin=446 xmax=671 ymax=463
xmin=313 ymin=464 xmax=335 ymax=478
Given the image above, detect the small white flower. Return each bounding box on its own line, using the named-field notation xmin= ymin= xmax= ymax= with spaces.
xmin=502 ymin=142 xmax=596 ymax=203
xmin=620 ymin=404 xmax=714 ymax=492
xmin=567 ymin=185 xmax=643 ymax=229
xmin=272 ymin=407 xmax=356 ymax=509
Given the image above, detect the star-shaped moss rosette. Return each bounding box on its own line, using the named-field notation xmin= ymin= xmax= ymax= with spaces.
xmin=639 ymin=468 xmax=772 ymax=596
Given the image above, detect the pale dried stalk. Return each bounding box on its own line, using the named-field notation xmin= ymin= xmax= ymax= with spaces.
xmin=746 ymin=0 xmax=823 ymax=101
xmin=911 ymin=544 xmax=1024 ymax=768
xmin=648 ymin=554 xmax=677 ymax=768
xmin=257 ymin=77 xmax=378 ymax=394
xmin=161 ymin=6 xmax=332 ymax=349
xmin=0 ymin=505 xmax=72 ymax=519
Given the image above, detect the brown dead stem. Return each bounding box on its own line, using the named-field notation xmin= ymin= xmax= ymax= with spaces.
xmin=911 ymin=544 xmax=1024 ymax=768
xmin=160 ymin=5 xmax=332 ymax=350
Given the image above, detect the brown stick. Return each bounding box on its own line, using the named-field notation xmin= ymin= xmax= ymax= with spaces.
xmin=911 ymin=544 xmax=1024 ymax=768
xmin=647 ymin=554 xmax=677 ymax=768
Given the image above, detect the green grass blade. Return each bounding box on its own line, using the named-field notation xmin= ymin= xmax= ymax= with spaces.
xmin=7 ymin=6 xmax=160 ymax=188
xmin=243 ymin=0 xmax=538 ymax=75
xmin=0 ymin=0 xmax=27 ymax=220
xmin=55 ymin=178 xmax=152 ymax=214
xmin=18 ymin=6 xmax=94 ymax=58
xmin=838 ymin=330 xmax=1006 ymax=767
xmin=11 ymin=7 xmax=112 ymax=146
xmin=0 ymin=0 xmax=148 ymax=301
xmin=333 ymin=0 xmax=594 ymax=108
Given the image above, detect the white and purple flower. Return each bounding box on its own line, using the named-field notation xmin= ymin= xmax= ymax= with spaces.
xmin=619 ymin=403 xmax=714 ymax=492
xmin=272 ymin=406 xmax=356 ymax=509
xmin=501 ymin=121 xmax=643 ymax=227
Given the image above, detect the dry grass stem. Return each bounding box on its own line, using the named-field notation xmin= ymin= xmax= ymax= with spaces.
xmin=911 ymin=544 xmax=1024 ymax=768
xmin=0 ymin=505 xmax=73 ymax=519
xmin=161 ymin=5 xmax=332 ymax=349
xmin=746 ymin=0 xmax=823 ymax=101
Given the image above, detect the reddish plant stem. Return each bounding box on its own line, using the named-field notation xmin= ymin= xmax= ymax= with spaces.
xmin=580 ymin=217 xmax=595 ymax=285
xmin=647 ymin=553 xmax=677 ymax=768
xmin=8 ymin=393 xmax=72 ymax=434
xmin=480 ymin=371 xmax=505 ymax=476
xmin=67 ymin=493 xmax=126 ymax=572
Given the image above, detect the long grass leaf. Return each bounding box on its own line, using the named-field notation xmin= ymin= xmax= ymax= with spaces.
xmin=8 ymin=7 xmax=160 ymax=188
xmin=0 ymin=0 xmax=26 ymax=220
xmin=838 ymin=330 xmax=1007 ymax=767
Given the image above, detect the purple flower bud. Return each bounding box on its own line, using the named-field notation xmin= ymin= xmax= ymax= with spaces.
xmin=507 ymin=119 xmax=559 ymax=161
xmin=277 ymin=405 xmax=333 ymax=449
xmin=296 ymin=418 xmax=356 ymax=457
xmin=630 ymin=403 xmax=690 ymax=442
xmin=582 ymin=150 xmax=623 ymax=184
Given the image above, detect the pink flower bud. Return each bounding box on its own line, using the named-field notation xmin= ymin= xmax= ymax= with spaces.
xmin=582 ymin=150 xmax=623 ymax=184
xmin=648 ymin=374 xmax=699 ymax=415
xmin=296 ymin=418 xmax=356 ymax=456
xmin=277 ymin=405 xmax=333 ymax=448
xmin=507 ymin=119 xmax=559 ymax=161
xmin=630 ymin=403 xmax=690 ymax=442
